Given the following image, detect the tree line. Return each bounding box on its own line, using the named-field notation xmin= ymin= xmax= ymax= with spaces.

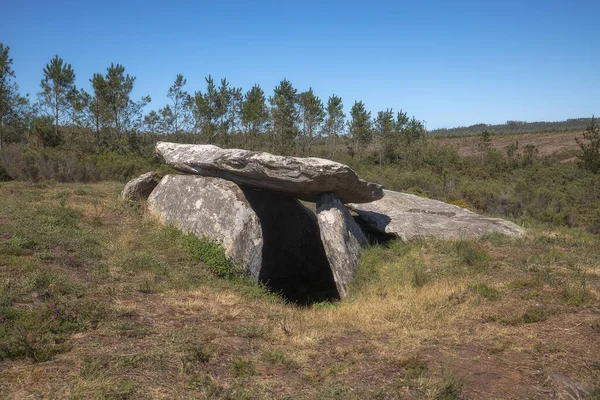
xmin=0 ymin=43 xmax=426 ymax=164
xmin=430 ymin=118 xmax=594 ymax=138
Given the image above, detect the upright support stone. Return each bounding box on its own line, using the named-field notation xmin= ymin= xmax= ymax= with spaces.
xmin=317 ymin=192 xmax=368 ymax=298
xmin=121 ymin=171 xmax=161 ymax=201
xmin=148 ymin=175 xmax=263 ymax=278
xmin=147 ymin=175 xmax=339 ymax=304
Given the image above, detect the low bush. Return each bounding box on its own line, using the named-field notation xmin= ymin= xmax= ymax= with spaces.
xmin=0 ymin=144 xmax=159 ymax=182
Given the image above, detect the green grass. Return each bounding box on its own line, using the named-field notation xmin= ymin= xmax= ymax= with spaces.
xmin=433 ymin=371 xmax=463 ymax=400
xmin=503 ymin=306 xmax=560 ymax=326
xmin=1 ymin=181 xmax=599 ymax=399
xmin=468 ymin=283 xmax=501 ymax=301
xmin=231 ymin=358 xmax=256 ymax=378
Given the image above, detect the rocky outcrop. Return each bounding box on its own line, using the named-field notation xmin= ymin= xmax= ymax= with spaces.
xmin=317 ymin=193 xmax=368 ymax=298
xmin=348 ymin=190 xmax=524 ymax=241
xmin=155 ymin=142 xmax=383 ymax=203
xmin=147 ymin=174 xmax=338 ymax=303
xmin=131 ymin=143 xmax=527 ymax=302
xmin=121 ymin=172 xmax=161 ymax=201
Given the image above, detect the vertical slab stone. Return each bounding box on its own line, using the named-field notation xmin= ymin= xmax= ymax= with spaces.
xmin=316 ymin=192 xmax=368 ymax=298
xmin=147 ymin=175 xmax=264 ymax=279
xmin=147 ymin=175 xmax=339 ymax=303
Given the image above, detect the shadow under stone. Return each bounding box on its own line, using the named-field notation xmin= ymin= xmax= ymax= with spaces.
xmin=242 ymin=187 xmax=340 ymax=305
xmin=352 ymin=214 xmax=396 ymax=245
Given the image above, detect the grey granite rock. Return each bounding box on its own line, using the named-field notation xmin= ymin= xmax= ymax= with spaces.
xmin=317 ymin=193 xmax=368 ymax=298
xmin=121 ymin=171 xmax=161 ymax=201
xmin=147 ymin=175 xmax=339 ymax=303
xmin=348 ymin=189 xmax=524 ymax=241
xmin=155 ymin=142 xmax=383 ymax=203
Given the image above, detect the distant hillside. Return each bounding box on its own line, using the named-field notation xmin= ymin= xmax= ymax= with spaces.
xmin=429 ymin=117 xmax=592 ymax=137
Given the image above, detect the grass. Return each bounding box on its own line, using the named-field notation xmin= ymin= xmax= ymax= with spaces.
xmin=0 ymin=181 xmax=599 ymax=399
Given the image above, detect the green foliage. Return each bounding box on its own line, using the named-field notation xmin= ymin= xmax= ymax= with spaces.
xmin=576 ymin=115 xmax=600 ymax=173
xmin=191 ymin=75 xmax=240 ymax=144
xmin=183 ymin=345 xmax=210 ymax=364
xmin=234 ymin=324 xmax=267 ymax=339
xmin=231 ymin=358 xmax=255 ymax=377
xmin=240 ymin=84 xmax=270 ymax=145
xmin=299 ymin=88 xmax=325 ymax=156
xmin=38 ymin=54 xmax=76 ymax=137
xmin=181 ymin=233 xmax=240 ymax=279
xmin=430 ymin=118 xmax=593 ymax=137
xmin=164 ymin=74 xmax=192 ymax=134
xmin=349 ymin=100 xmax=372 ymax=158
xmin=433 ymin=371 xmax=463 ymax=400
xmin=454 ymin=240 xmax=491 ymax=271
xmin=0 ymin=43 xmax=29 ymax=152
xmin=561 ymin=279 xmax=596 ymax=306
xmin=504 ymin=306 xmax=559 ymax=325
xmin=478 ymin=129 xmax=492 ymax=153
xmin=0 ymin=144 xmax=158 ymax=182
xmin=90 ymin=63 xmax=150 ymax=144
xmin=324 ymin=94 xmax=345 ymax=158
xmin=262 ymin=350 xmax=288 ymax=364
xmin=468 ymin=283 xmax=501 ymax=301
xmin=270 ymin=78 xmax=300 ymax=154
xmin=31 ymin=115 xmax=62 ymax=147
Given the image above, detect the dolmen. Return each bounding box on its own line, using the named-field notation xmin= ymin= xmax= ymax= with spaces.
xmin=122 ymin=142 xmax=524 ymax=302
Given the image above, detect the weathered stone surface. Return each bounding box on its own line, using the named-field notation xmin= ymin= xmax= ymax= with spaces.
xmin=148 ymin=175 xmax=263 ymax=277
xmin=147 ymin=174 xmax=338 ymax=303
xmin=121 ymin=171 xmax=161 ymax=201
xmin=348 ymin=190 xmax=524 ymax=241
xmin=317 ymin=193 xmax=368 ymax=298
xmin=155 ymin=142 xmax=383 ymax=203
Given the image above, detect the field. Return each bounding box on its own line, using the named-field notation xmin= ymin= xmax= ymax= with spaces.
xmin=433 ymin=130 xmax=584 ymax=160
xmin=1 ymin=181 xmax=599 ymax=399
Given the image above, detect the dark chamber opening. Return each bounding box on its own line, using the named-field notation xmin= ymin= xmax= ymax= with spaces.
xmin=242 ymin=188 xmax=340 ymax=305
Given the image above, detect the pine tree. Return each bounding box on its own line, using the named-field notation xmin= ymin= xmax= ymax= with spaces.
xmin=349 ymin=101 xmax=371 ymax=159
xmin=324 ymin=95 xmax=345 ymax=158
xmin=167 ymin=74 xmax=192 ymax=134
xmin=299 ymin=88 xmax=325 ymax=156
xmin=0 ymin=43 xmax=21 ymax=151
xmin=91 ymin=63 xmax=150 ymax=145
xmin=241 ymin=84 xmax=269 ymax=149
xmin=38 ymin=55 xmax=76 ymax=140
xmin=576 ymin=115 xmax=600 ymax=173
xmin=270 ymin=79 xmax=299 ymax=154
xmin=374 ymin=109 xmax=395 ymax=165
xmin=191 ymin=75 xmax=223 ymax=143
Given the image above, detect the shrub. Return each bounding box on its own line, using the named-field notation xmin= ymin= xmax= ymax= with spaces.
xmin=0 ymin=145 xmax=159 ymax=182
xmin=576 ymin=115 xmax=600 ymax=173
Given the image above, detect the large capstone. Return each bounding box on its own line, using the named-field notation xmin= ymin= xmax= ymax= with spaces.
xmin=317 ymin=193 xmax=368 ymax=298
xmin=155 ymin=142 xmax=383 ymax=203
xmin=147 ymin=174 xmax=338 ymax=304
xmin=121 ymin=171 xmax=161 ymax=201
xmin=348 ymin=189 xmax=524 ymax=241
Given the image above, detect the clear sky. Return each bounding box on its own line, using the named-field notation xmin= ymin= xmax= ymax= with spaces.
xmin=1 ymin=0 xmax=598 ymax=129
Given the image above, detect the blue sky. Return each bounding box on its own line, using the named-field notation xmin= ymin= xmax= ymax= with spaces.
xmin=2 ymin=0 xmax=598 ymax=129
